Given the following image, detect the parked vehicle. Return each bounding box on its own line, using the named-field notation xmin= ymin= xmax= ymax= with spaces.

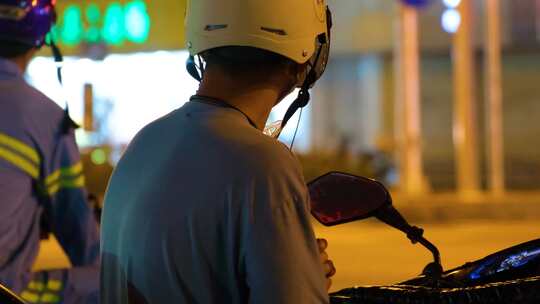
xmin=308 ymin=172 xmax=540 ymax=304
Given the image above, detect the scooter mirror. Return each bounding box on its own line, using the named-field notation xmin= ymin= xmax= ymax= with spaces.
xmin=308 ymin=172 xmax=391 ymax=226
xmin=309 ymin=171 xmax=444 ymax=280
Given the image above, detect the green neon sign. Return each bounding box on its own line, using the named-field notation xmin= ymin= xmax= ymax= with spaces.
xmin=61 ymin=5 xmax=83 ymax=45
xmin=102 ymin=3 xmax=125 ymax=45
xmin=85 ymin=4 xmax=101 ymax=43
xmin=124 ymin=1 xmax=151 ymax=44
xmin=48 ymin=1 xmax=151 ymax=47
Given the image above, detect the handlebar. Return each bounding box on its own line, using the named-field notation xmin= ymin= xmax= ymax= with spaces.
xmin=330 ymin=276 xmax=540 ymax=304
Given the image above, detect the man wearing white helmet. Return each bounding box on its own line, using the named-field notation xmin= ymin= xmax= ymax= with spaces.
xmin=101 ymin=0 xmax=335 ymax=303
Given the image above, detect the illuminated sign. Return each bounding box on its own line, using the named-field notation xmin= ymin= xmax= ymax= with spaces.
xmin=48 ymin=0 xmax=151 ymax=46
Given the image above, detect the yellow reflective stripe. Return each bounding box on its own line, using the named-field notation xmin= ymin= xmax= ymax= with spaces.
xmin=45 ymin=170 xmax=61 ymax=186
xmin=60 ymin=175 xmax=85 ymax=188
xmin=0 ymin=146 xmax=39 ymax=178
xmin=41 ymin=292 xmax=61 ymax=303
xmin=27 ymin=281 xmax=45 ymax=291
xmin=0 ymin=133 xmax=40 ymax=164
xmin=48 ymin=175 xmax=85 ymax=196
xmin=20 ymin=291 xmax=40 ymax=303
xmin=48 ymin=183 xmax=60 ymax=196
xmin=45 ymin=162 xmax=83 ymax=186
xmin=46 ymin=279 xmax=62 ymax=291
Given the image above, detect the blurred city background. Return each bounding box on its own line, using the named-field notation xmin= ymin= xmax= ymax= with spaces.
xmin=30 ymin=0 xmax=540 ymax=292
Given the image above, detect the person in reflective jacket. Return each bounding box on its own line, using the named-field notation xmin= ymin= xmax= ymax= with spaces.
xmin=0 ymin=1 xmax=100 ymax=303
xmin=101 ymin=0 xmax=336 ymax=303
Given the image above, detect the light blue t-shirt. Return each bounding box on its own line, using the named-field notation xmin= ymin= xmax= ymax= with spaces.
xmin=100 ymin=97 xmax=329 ymax=304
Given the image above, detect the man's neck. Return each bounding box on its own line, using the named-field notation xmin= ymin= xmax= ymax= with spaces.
xmin=5 ymin=55 xmax=30 ymax=74
xmin=197 ymin=74 xmax=285 ymax=131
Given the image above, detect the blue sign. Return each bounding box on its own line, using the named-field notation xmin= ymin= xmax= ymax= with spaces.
xmin=401 ymin=0 xmax=432 ymax=7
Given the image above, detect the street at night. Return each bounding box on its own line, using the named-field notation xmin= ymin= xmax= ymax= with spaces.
xmin=3 ymin=0 xmax=540 ymax=302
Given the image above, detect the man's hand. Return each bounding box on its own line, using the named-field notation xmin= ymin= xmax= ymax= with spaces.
xmin=317 ymin=238 xmax=336 ymax=290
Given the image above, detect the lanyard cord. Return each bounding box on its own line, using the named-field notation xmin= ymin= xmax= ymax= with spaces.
xmin=190 ymin=95 xmax=258 ymax=130
xmin=289 ymin=107 xmax=303 ymax=151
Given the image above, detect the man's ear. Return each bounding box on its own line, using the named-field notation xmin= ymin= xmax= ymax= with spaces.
xmin=274 ymin=63 xmax=305 ymax=103
xmin=293 ymin=62 xmax=309 ymax=88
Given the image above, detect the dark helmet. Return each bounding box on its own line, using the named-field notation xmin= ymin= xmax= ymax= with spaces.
xmin=0 ymin=0 xmax=56 ymax=47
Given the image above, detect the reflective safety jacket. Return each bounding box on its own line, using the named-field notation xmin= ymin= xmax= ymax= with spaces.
xmin=0 ymin=58 xmax=100 ymax=293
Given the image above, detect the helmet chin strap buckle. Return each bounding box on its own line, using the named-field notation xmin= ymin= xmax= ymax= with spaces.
xmin=296 ymin=89 xmax=310 ymax=108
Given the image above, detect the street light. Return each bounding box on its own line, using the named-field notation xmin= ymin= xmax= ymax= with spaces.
xmin=441 ymin=8 xmax=461 ymax=33
xmin=443 ymin=0 xmax=461 ymax=9
xmin=442 ymin=0 xmax=462 ymax=33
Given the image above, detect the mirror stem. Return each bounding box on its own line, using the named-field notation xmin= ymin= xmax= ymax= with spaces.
xmin=375 ymin=205 xmax=443 ymax=277
xmin=406 ymin=226 xmax=441 ymax=265
xmin=417 ymin=235 xmax=441 ymax=265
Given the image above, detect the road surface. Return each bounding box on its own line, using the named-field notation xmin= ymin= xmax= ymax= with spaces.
xmin=35 ymin=219 xmax=540 ymax=293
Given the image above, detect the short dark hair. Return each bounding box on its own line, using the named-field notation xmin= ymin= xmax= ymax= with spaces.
xmin=0 ymin=40 xmax=34 ymax=59
xmin=201 ymin=46 xmax=296 ymax=77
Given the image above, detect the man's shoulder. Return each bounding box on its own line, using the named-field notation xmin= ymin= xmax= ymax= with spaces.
xmin=24 ymin=83 xmax=64 ymax=114
xmin=236 ymin=134 xmax=306 ymax=190
xmin=122 ymin=105 xmax=304 ymax=180
xmin=243 ymin=137 xmax=298 ymax=169
xmin=2 ymin=79 xmax=64 ymax=119
xmin=0 ymin=81 xmax=65 ymax=137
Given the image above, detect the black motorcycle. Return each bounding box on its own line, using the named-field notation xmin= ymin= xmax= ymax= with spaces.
xmin=309 ymin=172 xmax=540 ymax=304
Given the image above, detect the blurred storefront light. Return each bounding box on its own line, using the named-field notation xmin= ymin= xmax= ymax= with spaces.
xmin=26 ymin=51 xmax=312 ymax=160
xmin=91 ymin=149 xmax=107 ymax=165
xmin=27 ymin=51 xmax=198 ymax=148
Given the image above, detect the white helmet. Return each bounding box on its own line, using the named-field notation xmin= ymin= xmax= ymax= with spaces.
xmin=185 ymin=0 xmax=332 ymax=137
xmin=186 ymin=0 xmax=330 ymax=64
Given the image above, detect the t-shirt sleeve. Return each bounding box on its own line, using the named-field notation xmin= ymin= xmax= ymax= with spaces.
xmin=243 ymin=173 xmax=329 ymax=304
xmin=44 ymin=129 xmax=100 ymax=266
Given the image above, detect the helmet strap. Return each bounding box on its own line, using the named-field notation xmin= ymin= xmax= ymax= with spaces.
xmin=186 ymin=55 xmax=205 ymax=82
xmin=49 ymin=40 xmax=63 ymax=85
xmin=49 ymin=40 xmax=79 ymax=133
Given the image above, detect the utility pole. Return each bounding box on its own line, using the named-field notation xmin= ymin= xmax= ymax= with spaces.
xmin=485 ymin=0 xmax=505 ymax=196
xmin=395 ymin=3 xmax=429 ymax=197
xmin=453 ymin=0 xmax=481 ymax=200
